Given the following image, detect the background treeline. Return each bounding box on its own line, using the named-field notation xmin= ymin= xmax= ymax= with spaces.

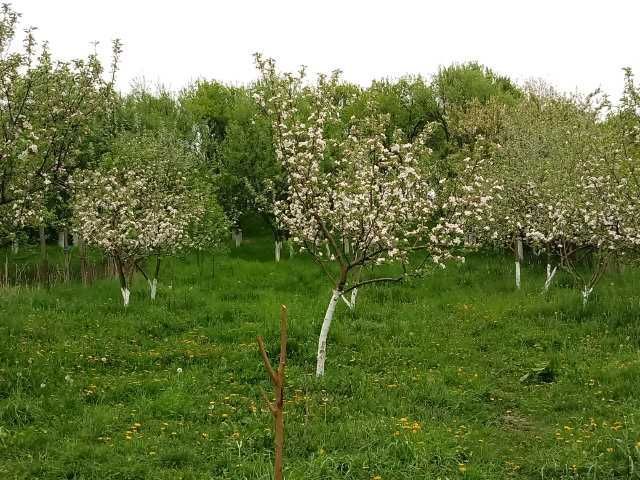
xmin=114 ymin=61 xmax=523 ymax=235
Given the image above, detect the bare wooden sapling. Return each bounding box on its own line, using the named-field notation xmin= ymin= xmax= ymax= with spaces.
xmin=257 ymin=304 xmax=288 ymax=480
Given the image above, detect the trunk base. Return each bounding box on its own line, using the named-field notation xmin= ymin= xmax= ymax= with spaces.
xmin=149 ymin=279 xmax=158 ymax=300
xmin=121 ymin=288 xmax=130 ymax=307
xmin=316 ymin=290 xmax=341 ymax=377
xmin=543 ymin=264 xmax=557 ymax=292
xmin=275 ymin=240 xmax=282 ymax=262
xmin=582 ymin=287 xmax=593 ymax=306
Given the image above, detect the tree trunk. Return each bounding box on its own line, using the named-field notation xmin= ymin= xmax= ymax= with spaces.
xmin=516 ymin=236 xmax=524 ymax=262
xmin=543 ymin=263 xmax=557 ymax=292
xmin=582 ymin=286 xmax=593 ymax=307
xmin=257 ymin=305 xmax=288 ymax=480
xmin=316 ymin=289 xmax=341 ymax=377
xmin=348 ymin=267 xmax=362 ymax=311
xmin=58 ymin=230 xmax=68 ymax=249
xmin=63 ymin=249 xmax=71 ymax=284
xmin=148 ymin=279 xmax=157 ymax=300
xmin=78 ymin=237 xmax=88 ymax=285
xmin=275 ymin=240 xmax=282 ymax=262
xmin=232 ymin=228 xmax=242 ymax=248
xmin=150 ymin=256 xmax=160 ymax=300
xmin=350 ymin=288 xmax=358 ymax=309
xmin=11 ymin=238 xmax=18 ymax=254
xmin=39 ymin=225 xmax=48 ymax=287
xmin=273 ymin=409 xmax=284 ymax=479
xmin=115 ymin=256 xmax=130 ymax=307
xmin=515 ymin=236 xmax=523 ymax=290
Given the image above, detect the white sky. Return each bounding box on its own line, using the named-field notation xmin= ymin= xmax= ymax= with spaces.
xmin=15 ymin=0 xmax=640 ymax=99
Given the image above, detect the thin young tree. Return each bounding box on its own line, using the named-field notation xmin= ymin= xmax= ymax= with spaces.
xmin=257 ymin=305 xmax=288 ymax=480
xmin=255 ymin=55 xmax=494 ymax=376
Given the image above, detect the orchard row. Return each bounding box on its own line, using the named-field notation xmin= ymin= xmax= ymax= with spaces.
xmin=1 ymin=6 xmax=639 ymax=375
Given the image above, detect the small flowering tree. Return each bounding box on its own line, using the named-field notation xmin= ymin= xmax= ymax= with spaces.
xmin=607 ymin=68 xmax=640 ymax=258
xmin=459 ymin=87 xmax=598 ymax=293
xmin=514 ymin=92 xmax=639 ymax=303
xmin=446 ymin=95 xmax=541 ymax=289
xmin=0 ymin=5 xmax=120 ymax=245
xmin=255 ymin=55 xmax=493 ymax=376
xmin=554 ymin=78 xmax=640 ymax=303
xmin=72 ymin=132 xmax=227 ymax=305
xmin=466 ymin=84 xmax=636 ymax=303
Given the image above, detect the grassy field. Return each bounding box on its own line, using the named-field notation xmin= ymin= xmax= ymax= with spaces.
xmin=1 ymin=237 xmax=640 ymax=479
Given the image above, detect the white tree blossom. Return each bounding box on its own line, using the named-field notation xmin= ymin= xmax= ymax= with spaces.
xmin=71 ymin=132 xmax=227 ymax=305
xmin=255 ymin=55 xmax=495 ymax=375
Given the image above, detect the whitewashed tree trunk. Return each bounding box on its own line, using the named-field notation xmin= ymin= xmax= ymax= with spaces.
xmin=288 ymin=241 xmax=295 ymax=258
xmin=121 ymin=287 xmax=130 ymax=307
xmin=582 ymin=286 xmax=593 ymax=306
xmin=316 ymin=290 xmax=341 ymax=377
xmin=58 ymin=230 xmax=68 ymax=249
xmin=232 ymin=229 xmax=242 ymax=247
xmin=515 ymin=236 xmax=523 ymax=289
xmin=516 ymin=236 xmax=524 ymax=262
xmin=344 ymin=240 xmax=350 ymax=255
xmin=348 ymin=268 xmax=362 ymax=310
xmin=148 ymin=278 xmax=158 ymax=300
xmin=340 ymin=293 xmax=352 ymax=310
xmin=543 ymin=264 xmax=557 ymax=292
xmin=11 ymin=239 xmax=18 ymax=254
xmin=115 ymin=255 xmax=130 ymax=307
xmin=350 ymin=288 xmax=358 ymax=308
xmin=275 ymin=240 xmax=282 ymax=262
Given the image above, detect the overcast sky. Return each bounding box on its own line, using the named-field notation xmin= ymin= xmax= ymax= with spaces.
xmin=15 ymin=0 xmax=640 ymax=99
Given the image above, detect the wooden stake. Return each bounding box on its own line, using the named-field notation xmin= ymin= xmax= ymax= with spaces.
xmin=257 ymin=305 xmax=288 ymax=480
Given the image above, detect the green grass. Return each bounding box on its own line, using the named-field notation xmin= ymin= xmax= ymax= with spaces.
xmin=2 ymin=238 xmax=640 ymax=479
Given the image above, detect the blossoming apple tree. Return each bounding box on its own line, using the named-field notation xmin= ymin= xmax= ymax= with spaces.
xmin=255 ymin=55 xmax=495 ymax=376
xmin=0 ymin=4 xmax=120 ymax=247
xmin=465 ymin=83 xmax=638 ymax=303
xmin=71 ymin=132 xmax=227 ymax=305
